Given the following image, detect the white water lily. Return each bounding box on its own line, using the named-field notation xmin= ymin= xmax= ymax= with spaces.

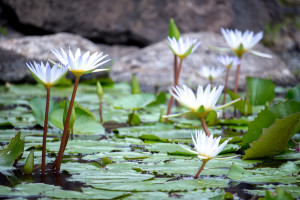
xmin=217 ymin=55 xmax=240 ymax=69
xmin=26 ymin=61 xmax=68 ymax=88
xmin=171 ymin=84 xmax=223 ymax=112
xmin=167 ymin=36 xmax=201 ymax=59
xmin=219 ymin=28 xmax=272 ymax=58
xmin=51 ymin=47 xmax=110 ymax=77
xmin=198 ymin=66 xmax=224 ymax=80
xmin=165 ymin=84 xmax=241 ymax=118
xmin=179 ymin=130 xmax=231 ymax=160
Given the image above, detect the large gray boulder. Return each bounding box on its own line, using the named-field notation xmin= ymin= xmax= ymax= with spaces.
xmin=0 ymin=33 xmax=137 ymax=82
xmin=1 ymin=0 xmax=281 ymax=45
xmin=110 ymin=32 xmax=296 ymax=92
xmin=1 ymin=0 xmax=232 ymax=45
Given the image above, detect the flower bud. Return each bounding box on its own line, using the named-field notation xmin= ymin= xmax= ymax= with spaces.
xmin=24 ymin=150 xmax=34 ymax=174
xmin=131 ymin=75 xmax=141 ymax=94
xmin=96 ymin=81 xmax=104 ymax=99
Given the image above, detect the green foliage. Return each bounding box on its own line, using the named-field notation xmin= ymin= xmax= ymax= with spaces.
xmin=259 ymin=189 xmax=294 ymax=200
xmin=29 ymin=97 xmax=60 ymax=127
xmin=286 ymin=83 xmax=300 ymax=102
xmin=242 ymin=101 xmax=300 ymax=149
xmin=100 ymin=157 xmax=112 ymax=168
xmin=227 ymin=89 xmax=252 ymax=115
xmin=0 ymin=132 xmax=24 ymax=171
xmin=128 ymin=112 xmax=141 ymax=126
xmin=247 ymin=77 xmax=275 ymax=106
xmin=50 ymin=102 xmax=104 ymax=135
xmin=243 ymin=113 xmax=300 ymax=159
xmin=24 ymin=150 xmax=34 ymax=174
xmin=113 ymin=94 xmax=156 ymax=110
xmin=131 ymin=75 xmax=141 ymax=94
xmin=168 ymin=18 xmax=181 ymax=40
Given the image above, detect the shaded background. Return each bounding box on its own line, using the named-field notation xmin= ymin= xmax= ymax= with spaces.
xmin=0 ymin=0 xmax=299 ymax=88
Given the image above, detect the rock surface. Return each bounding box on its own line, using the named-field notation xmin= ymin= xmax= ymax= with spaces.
xmin=0 ymin=33 xmax=137 ymax=82
xmin=110 ymin=32 xmax=296 ymax=92
xmin=1 ymin=0 xmax=233 ymax=45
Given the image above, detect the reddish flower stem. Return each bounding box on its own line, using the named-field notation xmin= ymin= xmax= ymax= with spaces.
xmin=222 ymin=68 xmax=230 ymax=105
xmin=200 ymin=117 xmax=211 ymax=137
xmin=194 ymin=160 xmax=208 ymax=179
xmin=165 ymin=58 xmax=183 ymax=122
xmin=42 ymin=88 xmax=50 ymax=174
xmin=53 ymin=76 xmax=80 ymax=172
xmin=234 ymin=63 xmax=241 ymax=93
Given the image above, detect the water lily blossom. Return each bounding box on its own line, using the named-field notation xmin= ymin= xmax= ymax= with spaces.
xmin=51 ymin=47 xmax=110 ymax=172
xmin=165 ymin=36 xmax=201 ymax=120
xmin=26 ymin=61 xmax=68 ymax=89
xmin=217 ymin=56 xmax=240 ymax=69
xmin=217 ymin=56 xmax=240 ymax=105
xmin=170 ymin=84 xmax=239 ymax=115
xmin=167 ymin=36 xmax=201 ymax=59
xmin=26 ymin=61 xmax=68 ymax=174
xmin=220 ymin=28 xmax=272 ymax=58
xmin=198 ymin=66 xmax=224 ymax=85
xmin=164 ymin=84 xmax=241 ymax=136
xmin=51 ymin=47 xmax=110 ymax=77
xmin=179 ymin=130 xmax=235 ymax=179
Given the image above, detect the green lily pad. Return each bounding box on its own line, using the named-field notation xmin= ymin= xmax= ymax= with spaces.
xmin=113 ymin=94 xmax=156 ymax=110
xmin=227 ymin=89 xmax=252 ymax=115
xmin=247 ymin=77 xmax=275 ymax=106
xmin=286 ymin=83 xmax=300 ymax=102
xmin=29 ymin=97 xmax=60 ymax=127
xmin=92 ymin=178 xmax=230 ymax=192
xmin=50 ymin=106 xmax=104 ymax=135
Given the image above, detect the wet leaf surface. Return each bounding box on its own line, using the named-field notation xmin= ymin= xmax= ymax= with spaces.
xmin=0 ymin=83 xmax=299 ymax=199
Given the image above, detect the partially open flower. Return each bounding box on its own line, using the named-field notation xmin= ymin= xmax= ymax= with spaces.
xmin=167 ymin=36 xmax=201 ymax=59
xmin=26 ymin=61 xmax=68 ymax=89
xmin=198 ymin=66 xmax=224 ymax=81
xmin=220 ymin=28 xmax=272 ymax=58
xmin=166 ymin=84 xmax=240 ymax=118
xmin=217 ymin=55 xmax=240 ymax=69
xmin=51 ymin=47 xmax=110 ymax=77
xmin=179 ymin=130 xmax=234 ymax=160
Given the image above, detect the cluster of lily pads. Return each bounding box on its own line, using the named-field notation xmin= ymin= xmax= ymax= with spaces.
xmin=0 ymin=19 xmax=299 ymax=199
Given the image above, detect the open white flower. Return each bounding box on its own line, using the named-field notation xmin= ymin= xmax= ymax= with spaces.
xmin=179 ymin=130 xmax=231 ymax=160
xmin=167 ymin=36 xmax=201 ymax=59
xmin=171 ymin=84 xmax=223 ymax=112
xmin=219 ymin=28 xmax=272 ymax=58
xmin=166 ymin=84 xmax=241 ymax=118
xmin=217 ymin=55 xmax=240 ymax=69
xmin=51 ymin=47 xmax=110 ymax=77
xmin=26 ymin=61 xmax=68 ymax=88
xmin=199 ymin=66 xmax=224 ymax=80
